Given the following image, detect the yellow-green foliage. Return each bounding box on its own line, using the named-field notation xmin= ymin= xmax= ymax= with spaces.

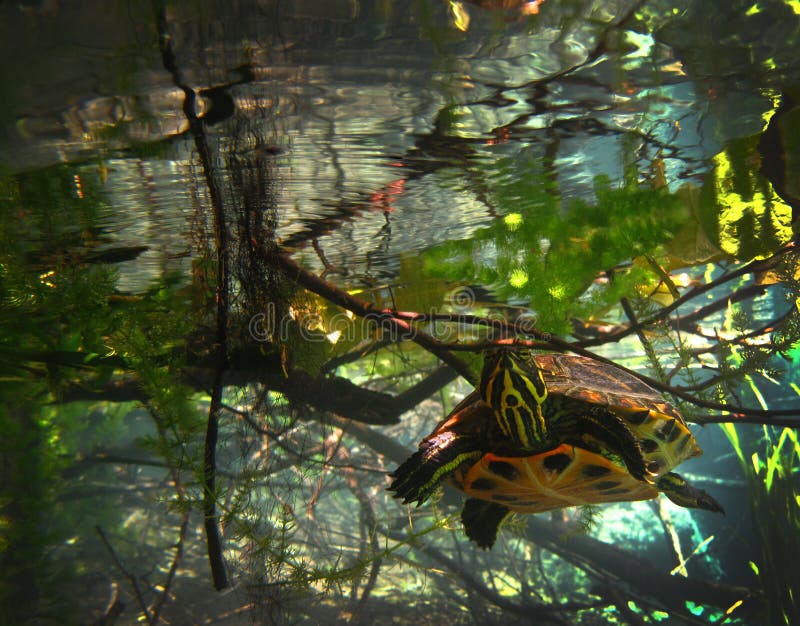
xmin=720 ymin=418 xmax=800 ymax=625
xmin=421 ymin=168 xmax=686 ymax=334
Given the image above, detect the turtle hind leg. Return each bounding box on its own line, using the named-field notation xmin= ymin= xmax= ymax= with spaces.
xmin=657 ymin=472 xmax=725 ymax=513
xmin=389 ymin=433 xmax=482 ymax=506
xmin=562 ymin=405 xmax=651 ymax=481
xmin=461 ymin=498 xmax=512 ymax=549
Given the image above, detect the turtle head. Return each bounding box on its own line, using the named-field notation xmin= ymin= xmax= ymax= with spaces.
xmin=480 ymin=348 xmax=549 ymax=450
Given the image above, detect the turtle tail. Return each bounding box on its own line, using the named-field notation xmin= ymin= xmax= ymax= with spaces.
xmin=461 ymin=498 xmax=512 ymax=549
xmin=389 ymin=432 xmax=482 ymax=507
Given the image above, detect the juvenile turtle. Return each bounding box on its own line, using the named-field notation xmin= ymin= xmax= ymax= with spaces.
xmin=390 ymin=352 xmax=723 ymax=548
xmin=479 ymin=350 xmax=703 ymax=482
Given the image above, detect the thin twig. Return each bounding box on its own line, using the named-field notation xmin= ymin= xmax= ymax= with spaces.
xmin=650 ymin=498 xmax=688 ymax=577
xmin=149 ymin=510 xmax=190 ymax=625
xmin=91 ymin=580 xmax=124 ymax=626
xmin=149 ymin=460 xmax=191 ymax=626
xmin=575 ymin=242 xmax=795 ymax=348
xmin=336 ymin=438 xmax=382 ymax=622
xmin=96 ymin=525 xmax=152 ymax=622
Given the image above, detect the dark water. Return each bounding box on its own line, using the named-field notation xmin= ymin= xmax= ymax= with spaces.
xmin=1 ymin=1 xmax=799 ymax=625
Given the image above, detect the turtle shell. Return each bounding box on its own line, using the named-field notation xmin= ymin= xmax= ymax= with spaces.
xmin=531 ymin=354 xmax=702 ymax=478
xmin=437 ymin=390 xmax=661 ymax=512
xmin=451 ymin=445 xmax=659 ymax=513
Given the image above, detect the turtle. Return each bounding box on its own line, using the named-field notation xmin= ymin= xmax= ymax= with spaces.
xmin=389 ymin=352 xmax=723 ymax=548
xmin=478 ymin=349 xmax=702 ymax=483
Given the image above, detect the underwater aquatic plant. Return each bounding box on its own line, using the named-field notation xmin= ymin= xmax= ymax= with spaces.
xmin=720 ymin=414 xmax=800 ymax=625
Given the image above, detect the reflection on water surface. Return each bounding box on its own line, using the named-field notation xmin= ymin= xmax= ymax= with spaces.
xmin=3 ymin=0 xmax=795 ymax=284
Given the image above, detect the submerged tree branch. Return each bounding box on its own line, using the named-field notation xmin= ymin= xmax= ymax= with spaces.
xmin=262 ymin=249 xmax=477 ymax=384
xmin=149 ymin=511 xmax=190 ymax=626
xmin=154 ymin=0 xmax=228 ymax=591
xmin=368 ymin=313 xmax=800 ymax=423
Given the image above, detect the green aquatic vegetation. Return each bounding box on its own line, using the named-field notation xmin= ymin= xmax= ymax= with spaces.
xmin=720 ymin=417 xmax=800 ymax=625
xmin=0 ymin=166 xmax=123 ymax=623
xmin=0 ymin=165 xmax=208 ymax=621
xmin=698 ymin=134 xmax=794 ymax=262
xmin=716 ymin=294 xmax=800 ymax=623
xmin=422 ymin=166 xmax=687 ymax=334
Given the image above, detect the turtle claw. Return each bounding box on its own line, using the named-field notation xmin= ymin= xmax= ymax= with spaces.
xmin=642 ymin=460 xmax=663 ymax=483
xmin=389 ymin=436 xmax=483 ymax=508
xmin=388 ymin=455 xmax=432 ymax=506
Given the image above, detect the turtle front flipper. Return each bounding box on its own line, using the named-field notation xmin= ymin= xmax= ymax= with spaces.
xmin=461 ymin=498 xmax=512 ymax=549
xmin=656 ymin=472 xmax=725 ymax=513
xmin=389 ymin=431 xmax=483 ymax=506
